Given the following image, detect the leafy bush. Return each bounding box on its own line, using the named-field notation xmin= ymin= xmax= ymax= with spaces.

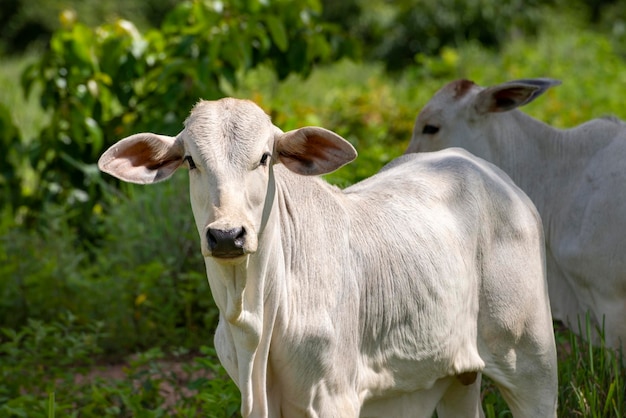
xmin=11 ymin=0 xmax=354 ymax=232
xmin=417 ymin=12 xmax=626 ymax=127
xmin=0 ymin=335 xmax=240 ymax=417
xmin=237 ymin=60 xmax=417 ymax=186
xmin=0 ymin=313 xmax=104 ymax=416
xmin=0 ymin=207 xmax=92 ymax=328
xmin=0 ymin=104 xmax=25 ymax=217
xmin=322 ymin=0 xmax=548 ymax=71
xmin=91 ymin=174 xmax=215 ymax=353
xmin=0 ymin=173 xmax=216 ymax=354
xmin=0 ymin=0 xmax=179 ymax=54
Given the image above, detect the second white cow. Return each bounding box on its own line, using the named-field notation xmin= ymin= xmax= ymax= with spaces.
xmin=407 ymin=78 xmax=626 ymax=350
xmin=99 ymin=98 xmax=557 ymax=417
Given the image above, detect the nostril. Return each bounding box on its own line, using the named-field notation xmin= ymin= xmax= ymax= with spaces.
xmin=234 ymin=227 xmax=246 ymax=247
xmin=206 ymin=226 xmax=246 ymax=254
xmin=207 ymin=228 xmax=218 ymax=251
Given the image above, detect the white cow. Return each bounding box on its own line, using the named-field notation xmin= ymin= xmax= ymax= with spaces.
xmin=406 ymin=78 xmax=626 ymax=350
xmin=99 ymin=98 xmax=557 ymax=417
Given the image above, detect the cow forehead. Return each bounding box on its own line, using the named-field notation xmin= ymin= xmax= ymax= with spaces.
xmin=183 ymin=98 xmax=274 ymax=165
xmin=420 ymin=79 xmax=480 ymax=120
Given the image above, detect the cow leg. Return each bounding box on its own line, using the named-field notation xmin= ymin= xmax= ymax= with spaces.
xmin=360 ymin=377 xmax=453 ymax=418
xmin=481 ymin=336 xmax=558 ymax=418
xmin=588 ymin=298 xmax=626 ymax=351
xmin=435 ymin=373 xmax=484 ymax=418
xmin=556 ymin=283 xmax=626 ymax=350
xmin=478 ymin=300 xmax=558 ymax=415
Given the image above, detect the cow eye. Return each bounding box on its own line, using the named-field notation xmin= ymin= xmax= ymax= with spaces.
xmin=422 ymin=125 xmax=440 ymax=135
xmin=184 ymin=155 xmax=197 ymax=170
xmin=260 ymin=152 xmax=271 ymax=166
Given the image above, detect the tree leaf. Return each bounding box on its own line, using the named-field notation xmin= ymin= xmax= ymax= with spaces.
xmin=266 ymin=15 xmax=288 ymax=52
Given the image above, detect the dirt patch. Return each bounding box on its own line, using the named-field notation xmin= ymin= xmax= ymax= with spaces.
xmin=73 ymin=356 xmax=215 ymax=411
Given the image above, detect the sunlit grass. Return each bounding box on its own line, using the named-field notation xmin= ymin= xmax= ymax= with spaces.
xmin=557 ymin=317 xmax=625 ymax=417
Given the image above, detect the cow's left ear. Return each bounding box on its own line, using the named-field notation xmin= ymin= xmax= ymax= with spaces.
xmin=474 ymin=78 xmax=561 ymax=114
xmin=275 ymin=127 xmax=357 ymax=175
xmin=98 ymin=133 xmax=185 ymax=184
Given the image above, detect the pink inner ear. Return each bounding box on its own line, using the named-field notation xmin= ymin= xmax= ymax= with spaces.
xmin=483 ymin=86 xmax=540 ymax=113
xmin=280 ymin=134 xmax=338 ymax=161
xmin=99 ymin=133 xmax=184 ymax=184
xmin=277 ymin=128 xmax=356 ymax=176
xmin=112 ymin=139 xmax=173 ymax=169
xmin=491 ymin=93 xmax=518 ymax=111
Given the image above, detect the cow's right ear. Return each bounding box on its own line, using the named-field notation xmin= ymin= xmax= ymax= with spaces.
xmin=275 ymin=126 xmax=357 ymax=176
xmin=98 ymin=133 xmax=185 ymax=184
xmin=474 ymin=78 xmax=561 ymax=114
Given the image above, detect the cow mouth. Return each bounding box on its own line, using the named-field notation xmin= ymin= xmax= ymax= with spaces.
xmin=213 ymin=252 xmax=244 ymax=259
xmin=210 ymin=251 xmax=248 ymax=263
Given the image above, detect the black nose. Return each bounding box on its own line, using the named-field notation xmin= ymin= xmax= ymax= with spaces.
xmin=207 ymin=227 xmax=246 ymax=258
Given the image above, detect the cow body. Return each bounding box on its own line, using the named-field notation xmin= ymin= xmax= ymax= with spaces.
xmin=99 ymin=98 xmax=557 ymax=417
xmin=407 ymin=78 xmax=626 ymax=350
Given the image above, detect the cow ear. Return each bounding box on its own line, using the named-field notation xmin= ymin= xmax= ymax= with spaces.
xmin=474 ymin=78 xmax=561 ymax=114
xmin=275 ymin=127 xmax=357 ymax=175
xmin=98 ymin=133 xmax=185 ymax=184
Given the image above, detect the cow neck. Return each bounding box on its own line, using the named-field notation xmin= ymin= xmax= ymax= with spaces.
xmin=491 ymin=112 xmax=562 ymax=209
xmin=492 ymin=111 xmax=615 ymax=245
xmin=260 ymin=161 xmax=276 ymax=233
xmin=234 ymin=163 xmax=282 ymax=417
xmin=210 ymin=212 xmax=281 ymax=416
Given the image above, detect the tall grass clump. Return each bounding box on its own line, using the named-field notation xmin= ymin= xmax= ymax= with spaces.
xmin=557 ymin=317 xmax=625 ymax=417
xmin=477 ymin=322 xmax=625 ymax=418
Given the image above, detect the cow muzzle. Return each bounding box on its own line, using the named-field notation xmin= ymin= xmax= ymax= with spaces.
xmin=206 ymin=226 xmax=247 ymax=259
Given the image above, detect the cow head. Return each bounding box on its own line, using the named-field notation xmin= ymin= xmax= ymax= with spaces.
xmin=98 ymin=98 xmax=356 ymax=264
xmin=406 ymin=78 xmax=561 ymax=156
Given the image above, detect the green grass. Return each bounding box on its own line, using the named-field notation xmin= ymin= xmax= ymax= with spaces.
xmin=480 ymin=323 xmax=625 ymax=418
xmin=557 ymin=318 xmax=625 ymax=416
xmin=2 ymin=321 xmax=619 ymax=417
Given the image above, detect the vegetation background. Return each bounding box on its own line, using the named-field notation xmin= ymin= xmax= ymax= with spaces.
xmin=0 ymin=0 xmax=624 ymax=416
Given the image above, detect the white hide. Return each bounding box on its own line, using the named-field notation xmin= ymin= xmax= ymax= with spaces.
xmin=407 ymin=78 xmax=626 ymax=350
xmin=99 ymin=98 xmax=558 ymax=417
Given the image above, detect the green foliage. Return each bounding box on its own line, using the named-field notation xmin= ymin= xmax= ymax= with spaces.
xmin=320 ymin=0 xmax=626 ymax=72
xmin=393 ymin=11 xmax=626 ymax=131
xmin=0 ymin=103 xmax=25 ymax=215
xmin=0 ymin=174 xmax=216 ymax=354
xmin=322 ymin=0 xmax=548 ymax=71
xmin=11 ymin=0 xmax=354 ymax=231
xmin=590 ymin=0 xmax=626 ymax=54
xmin=0 ymin=334 xmax=240 ymax=417
xmin=0 ymin=207 xmax=92 ymax=328
xmin=1 ymin=320 xmax=622 ymax=416
xmin=237 ymin=60 xmax=416 ymax=186
xmin=0 ymin=0 xmax=179 ymax=54
xmin=91 ymin=174 xmax=215 ymax=353
xmin=558 ymin=318 xmax=625 ymax=416
xmin=0 ymin=313 xmax=104 ymax=416
xmin=471 ymin=324 xmax=625 ymax=418
xmin=0 ymin=55 xmax=49 ymax=223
